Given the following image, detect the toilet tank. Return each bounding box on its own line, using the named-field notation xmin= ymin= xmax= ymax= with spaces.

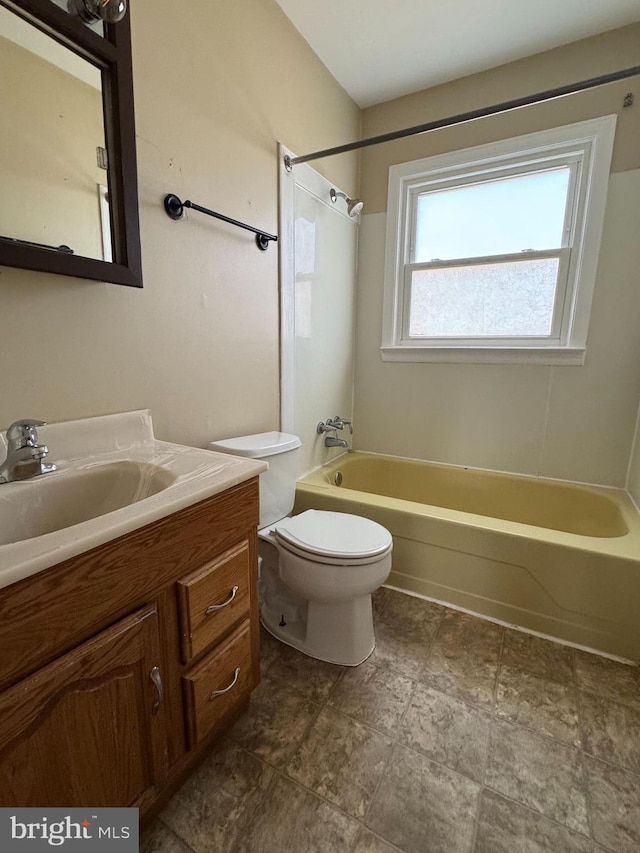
xmin=208 ymin=432 xmax=302 ymax=528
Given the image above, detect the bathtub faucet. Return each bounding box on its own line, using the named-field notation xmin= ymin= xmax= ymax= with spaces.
xmin=317 ymin=418 xmax=350 ymax=449
xmin=324 ymin=433 xmax=348 ymax=448
xmin=318 ymin=416 xmax=353 ymax=434
xmin=329 ymin=416 xmax=353 ymax=434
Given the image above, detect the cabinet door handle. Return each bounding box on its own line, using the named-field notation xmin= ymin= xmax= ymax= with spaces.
xmin=206 ymin=585 xmax=239 ymax=615
xmin=209 ymin=667 xmax=240 ymax=700
xmin=150 ymin=665 xmax=163 ymax=715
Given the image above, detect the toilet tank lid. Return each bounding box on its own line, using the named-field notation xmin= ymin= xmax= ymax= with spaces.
xmin=208 ymin=431 xmax=301 ymax=458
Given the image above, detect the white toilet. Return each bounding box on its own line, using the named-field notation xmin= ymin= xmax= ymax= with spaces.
xmin=208 ymin=432 xmax=392 ymax=666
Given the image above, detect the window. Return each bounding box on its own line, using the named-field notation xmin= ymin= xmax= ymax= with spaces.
xmin=382 ymin=116 xmax=617 ymax=364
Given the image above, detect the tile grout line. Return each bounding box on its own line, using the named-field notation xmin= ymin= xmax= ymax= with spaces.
xmin=262 ymin=657 xmax=344 ymax=707
xmin=323 ymin=680 xmax=497 ymax=788
xmin=360 ymin=740 xmax=402 ymax=839
xmin=492 ymin=624 xmax=507 ymax=709
xmin=468 ymin=787 xmax=484 ymax=853
xmin=233 ymin=736 xmax=410 ymax=851
xmin=488 ymin=709 xmax=640 ymax=779
xmin=352 ymin=827 xmax=407 ymax=853
xmin=429 ymin=602 xmax=449 ymax=645
xmin=573 ymin=685 xmax=597 ymax=844
xmin=153 ymin=818 xmax=198 ymax=853
xmin=356 ymin=674 xmax=422 ymax=832
xmin=482 ymin=781 xmax=593 ymax=841
xmin=483 ymin=713 xmax=596 ymax=839
xmin=471 ymin=627 xmax=505 ymax=853
xmin=393 ymin=671 xmax=420 ymax=741
xmin=478 ymin=785 xmax=597 ymax=844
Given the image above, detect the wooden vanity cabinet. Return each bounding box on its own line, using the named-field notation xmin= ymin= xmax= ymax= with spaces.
xmin=0 ymin=478 xmax=260 ymax=819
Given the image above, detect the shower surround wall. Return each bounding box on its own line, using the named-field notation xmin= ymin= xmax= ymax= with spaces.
xmin=279 ymin=160 xmax=358 ymax=476
xmin=627 ymin=411 xmax=640 ymax=507
xmin=354 ymin=23 xmax=640 ymax=488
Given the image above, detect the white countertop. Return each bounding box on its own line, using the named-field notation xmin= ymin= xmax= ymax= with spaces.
xmin=0 ymin=410 xmax=266 ymax=590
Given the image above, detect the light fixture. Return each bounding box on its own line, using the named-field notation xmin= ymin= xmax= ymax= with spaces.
xmin=68 ymin=0 xmax=127 ymax=25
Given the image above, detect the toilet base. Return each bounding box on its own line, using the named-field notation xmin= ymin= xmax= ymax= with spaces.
xmin=260 ymin=594 xmax=376 ymax=667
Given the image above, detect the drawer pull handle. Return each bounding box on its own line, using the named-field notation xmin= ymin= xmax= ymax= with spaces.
xmin=206 ymin=585 xmax=239 ymax=615
xmin=209 ymin=667 xmax=240 ymax=700
xmin=150 ymin=665 xmax=163 ymax=715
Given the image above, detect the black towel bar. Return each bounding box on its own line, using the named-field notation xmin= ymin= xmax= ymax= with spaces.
xmin=163 ymin=194 xmax=277 ymax=251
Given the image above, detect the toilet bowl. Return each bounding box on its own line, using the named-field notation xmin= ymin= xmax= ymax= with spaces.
xmin=208 ymin=432 xmax=393 ymax=666
xmin=263 ymin=509 xmax=392 ymax=665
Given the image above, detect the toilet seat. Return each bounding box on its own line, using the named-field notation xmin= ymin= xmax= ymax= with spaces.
xmin=274 ymin=509 xmax=392 ymax=564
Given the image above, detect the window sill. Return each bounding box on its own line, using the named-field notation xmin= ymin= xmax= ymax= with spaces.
xmin=380 ymin=346 xmax=586 ymax=365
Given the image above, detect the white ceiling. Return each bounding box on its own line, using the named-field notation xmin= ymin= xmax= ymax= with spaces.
xmin=274 ymin=0 xmax=640 ymax=108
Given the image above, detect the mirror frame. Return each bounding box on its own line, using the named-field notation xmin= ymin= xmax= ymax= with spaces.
xmin=0 ymin=0 xmax=142 ymax=287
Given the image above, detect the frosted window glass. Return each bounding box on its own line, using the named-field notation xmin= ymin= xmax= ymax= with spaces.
xmin=414 ymin=168 xmax=570 ymax=261
xmin=408 ymin=258 xmax=559 ymax=338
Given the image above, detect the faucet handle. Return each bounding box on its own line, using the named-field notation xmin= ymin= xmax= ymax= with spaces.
xmin=6 ymin=419 xmax=46 ymax=447
xmin=330 ymin=416 xmax=353 ymax=434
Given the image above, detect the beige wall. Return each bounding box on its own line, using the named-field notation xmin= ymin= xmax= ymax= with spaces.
xmin=354 ymin=24 xmax=640 ymax=486
xmin=0 ymin=0 xmax=360 ymax=448
xmin=0 ymin=35 xmax=105 ymax=259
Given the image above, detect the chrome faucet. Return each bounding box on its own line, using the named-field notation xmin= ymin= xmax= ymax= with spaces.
xmin=329 ymin=416 xmax=353 ymax=434
xmin=317 ymin=416 xmax=352 ymax=449
xmin=0 ymin=419 xmax=57 ymax=483
xmin=324 ymin=433 xmax=348 ymax=448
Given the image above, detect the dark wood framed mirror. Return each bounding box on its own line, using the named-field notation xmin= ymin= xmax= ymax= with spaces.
xmin=0 ymin=0 xmax=142 ymax=287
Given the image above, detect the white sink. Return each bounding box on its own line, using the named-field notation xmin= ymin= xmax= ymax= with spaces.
xmin=0 ymin=410 xmax=267 ymax=590
xmin=0 ymin=461 xmax=177 ymax=546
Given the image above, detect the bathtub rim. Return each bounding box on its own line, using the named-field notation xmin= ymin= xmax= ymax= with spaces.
xmin=297 ymin=450 xmax=640 ymax=561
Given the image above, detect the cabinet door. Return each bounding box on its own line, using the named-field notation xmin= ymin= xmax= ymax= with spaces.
xmin=0 ymin=604 xmax=169 ymax=809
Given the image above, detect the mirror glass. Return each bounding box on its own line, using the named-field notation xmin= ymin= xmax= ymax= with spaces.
xmin=0 ymin=4 xmax=112 ymax=261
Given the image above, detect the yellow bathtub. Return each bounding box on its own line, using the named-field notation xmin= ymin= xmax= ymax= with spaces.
xmin=294 ymin=452 xmax=640 ymax=661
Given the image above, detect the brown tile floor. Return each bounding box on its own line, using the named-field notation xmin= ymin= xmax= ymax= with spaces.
xmin=142 ymin=588 xmax=640 ymax=853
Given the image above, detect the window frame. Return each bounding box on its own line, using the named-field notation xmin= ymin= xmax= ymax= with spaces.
xmin=381 ymin=116 xmax=617 ymax=364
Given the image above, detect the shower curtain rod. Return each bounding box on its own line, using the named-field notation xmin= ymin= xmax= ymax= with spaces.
xmin=284 ymin=64 xmax=640 ymax=169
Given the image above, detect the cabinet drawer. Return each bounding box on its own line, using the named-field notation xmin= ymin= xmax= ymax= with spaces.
xmin=183 ymin=620 xmax=254 ymax=746
xmin=177 ymin=541 xmax=251 ymax=662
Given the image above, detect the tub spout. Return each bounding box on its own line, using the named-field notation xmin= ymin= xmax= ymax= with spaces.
xmin=325 ymin=433 xmax=348 ymax=448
